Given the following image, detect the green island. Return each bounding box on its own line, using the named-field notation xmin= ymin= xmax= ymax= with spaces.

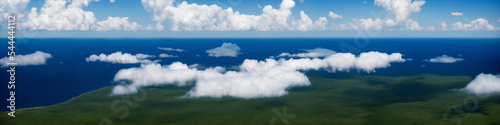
xmin=1 ymin=74 xmax=499 ymax=125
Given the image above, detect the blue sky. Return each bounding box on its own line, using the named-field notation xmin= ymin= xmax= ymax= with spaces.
xmin=2 ymin=0 xmax=500 ymax=37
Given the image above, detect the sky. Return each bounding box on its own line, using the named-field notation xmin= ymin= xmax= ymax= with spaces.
xmin=1 ymin=0 xmax=500 ymax=38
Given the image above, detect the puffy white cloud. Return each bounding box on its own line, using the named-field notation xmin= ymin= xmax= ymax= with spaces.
xmin=440 ymin=21 xmax=447 ymax=30
xmin=424 ymin=55 xmax=463 ymax=63
xmin=0 ymin=51 xmax=52 ymax=67
xmin=349 ymin=18 xmax=384 ymax=31
xmin=206 ymin=43 xmax=241 ymax=57
xmin=157 ymin=47 xmax=185 ymax=52
xmin=374 ymin=0 xmax=426 ymax=23
xmin=404 ymin=19 xmax=423 ymax=30
xmin=23 ymin=0 xmax=141 ymax=31
xmin=110 ymin=0 xmax=115 ymax=3
xmin=85 ymin=51 xmax=157 ymax=64
xmin=328 ymin=11 xmax=343 ymax=19
xmin=94 ymin=17 xmax=142 ymax=31
xmin=140 ymin=0 xmax=327 ymax=31
xmin=278 ymin=48 xmax=336 ymax=58
xmin=159 ymin=53 xmax=178 ymax=58
xmin=111 ymin=51 xmax=406 ymax=98
xmin=451 ymin=18 xmax=499 ymax=31
xmin=0 ymin=0 xmax=30 ymax=26
xmin=451 ymin=12 xmax=463 ymax=16
xmin=463 ymin=73 xmax=500 ymax=95
xmin=385 ymin=19 xmax=397 ymax=27
xmin=313 ymin=17 xmax=328 ymax=31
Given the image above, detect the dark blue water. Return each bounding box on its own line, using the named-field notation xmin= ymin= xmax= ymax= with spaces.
xmin=1 ymin=38 xmax=499 ymax=111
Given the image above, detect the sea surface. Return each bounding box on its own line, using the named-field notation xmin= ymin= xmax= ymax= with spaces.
xmin=1 ymin=38 xmax=499 ymax=111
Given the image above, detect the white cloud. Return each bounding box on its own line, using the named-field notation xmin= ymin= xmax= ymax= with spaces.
xmin=451 ymin=12 xmax=463 ymax=16
xmin=463 ymin=73 xmax=500 ymax=95
xmin=440 ymin=21 xmax=448 ymax=30
xmin=278 ymin=48 xmax=336 ymax=58
xmin=452 ymin=18 xmax=499 ymax=31
xmin=374 ymin=0 xmax=426 ymax=23
xmin=141 ymin=0 xmax=327 ymax=31
xmin=23 ymin=0 xmax=141 ymax=31
xmin=0 ymin=0 xmax=29 ymax=26
xmin=157 ymin=47 xmax=185 ymax=52
xmin=349 ymin=18 xmax=384 ymax=31
xmin=424 ymin=55 xmax=463 ymax=63
xmin=86 ymin=51 xmax=157 ymax=64
xmin=404 ymin=19 xmax=423 ymax=30
xmin=111 ymin=51 xmax=406 ymax=98
xmin=385 ymin=19 xmax=397 ymax=27
xmin=328 ymin=11 xmax=343 ymax=19
xmin=206 ymin=43 xmax=241 ymax=57
xmin=159 ymin=53 xmax=178 ymax=58
xmin=110 ymin=0 xmax=115 ymax=3
xmin=94 ymin=17 xmax=142 ymax=31
xmin=0 ymin=51 xmax=52 ymax=67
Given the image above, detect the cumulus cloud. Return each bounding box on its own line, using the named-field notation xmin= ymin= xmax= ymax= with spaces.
xmin=278 ymin=48 xmax=336 ymax=58
xmin=157 ymin=47 xmax=185 ymax=52
xmin=86 ymin=52 xmax=157 ymax=64
xmin=404 ymin=19 xmax=423 ymax=30
xmin=451 ymin=18 xmax=499 ymax=31
xmin=0 ymin=0 xmax=29 ymax=26
xmin=111 ymin=51 xmax=406 ymax=98
xmin=328 ymin=11 xmax=343 ymax=19
xmin=463 ymin=73 xmax=500 ymax=95
xmin=451 ymin=12 xmax=463 ymax=16
xmin=440 ymin=21 xmax=448 ymax=30
xmin=206 ymin=43 xmax=241 ymax=57
xmin=374 ymin=0 xmax=426 ymax=23
xmin=159 ymin=53 xmax=178 ymax=58
xmin=141 ymin=0 xmax=328 ymax=31
xmin=424 ymin=55 xmax=463 ymax=63
xmin=22 ymin=0 xmax=141 ymax=31
xmin=0 ymin=51 xmax=52 ymax=67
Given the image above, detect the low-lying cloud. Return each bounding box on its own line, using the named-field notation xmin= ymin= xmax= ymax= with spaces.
xmin=0 ymin=51 xmax=52 ymax=67
xmin=86 ymin=52 xmax=157 ymax=64
xmin=278 ymin=48 xmax=336 ymax=58
xmin=463 ymin=73 xmax=500 ymax=95
xmin=206 ymin=43 xmax=241 ymax=57
xmin=111 ymin=51 xmax=406 ymax=98
xmin=158 ymin=47 xmax=185 ymax=52
xmin=424 ymin=55 xmax=463 ymax=63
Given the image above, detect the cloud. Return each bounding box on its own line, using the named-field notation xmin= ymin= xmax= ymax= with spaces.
xmin=278 ymin=48 xmax=336 ymax=58
xmin=110 ymin=0 xmax=115 ymax=3
xmin=157 ymin=47 xmax=185 ymax=52
xmin=451 ymin=18 xmax=499 ymax=31
xmin=328 ymin=11 xmax=343 ymax=19
xmin=463 ymin=73 xmax=500 ymax=95
xmin=141 ymin=0 xmax=327 ymax=31
xmin=404 ymin=19 xmax=424 ymax=30
xmin=451 ymin=12 xmax=463 ymax=16
xmin=374 ymin=0 xmax=426 ymax=23
xmin=0 ymin=51 xmax=52 ymax=67
xmin=86 ymin=51 xmax=157 ymax=64
xmin=440 ymin=21 xmax=448 ymax=30
xmin=111 ymin=51 xmax=406 ymax=98
xmin=0 ymin=0 xmax=29 ymax=26
xmin=206 ymin=43 xmax=241 ymax=57
xmin=424 ymin=55 xmax=463 ymax=63
xmin=22 ymin=0 xmax=141 ymax=31
xmin=159 ymin=53 xmax=178 ymax=58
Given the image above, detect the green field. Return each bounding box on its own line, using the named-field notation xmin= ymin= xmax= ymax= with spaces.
xmin=1 ymin=74 xmax=499 ymax=125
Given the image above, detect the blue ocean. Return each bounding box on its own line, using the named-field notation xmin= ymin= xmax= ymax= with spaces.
xmin=1 ymin=38 xmax=500 ymax=111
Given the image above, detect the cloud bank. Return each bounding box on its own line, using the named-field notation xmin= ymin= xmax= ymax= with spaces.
xmin=22 ymin=0 xmax=141 ymax=31
xmin=278 ymin=48 xmax=336 ymax=58
xmin=159 ymin=53 xmax=178 ymax=58
xmin=424 ymin=55 xmax=463 ymax=63
xmin=86 ymin=52 xmax=157 ymax=64
xmin=463 ymin=73 xmax=500 ymax=95
xmin=111 ymin=51 xmax=406 ymax=98
xmin=451 ymin=12 xmax=463 ymax=16
xmin=0 ymin=51 xmax=52 ymax=67
xmin=206 ymin=43 xmax=241 ymax=57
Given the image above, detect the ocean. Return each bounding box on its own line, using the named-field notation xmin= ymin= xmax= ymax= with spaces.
xmin=1 ymin=38 xmax=500 ymax=111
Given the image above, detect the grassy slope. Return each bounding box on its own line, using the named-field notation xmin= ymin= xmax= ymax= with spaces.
xmin=1 ymin=74 xmax=499 ymax=125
